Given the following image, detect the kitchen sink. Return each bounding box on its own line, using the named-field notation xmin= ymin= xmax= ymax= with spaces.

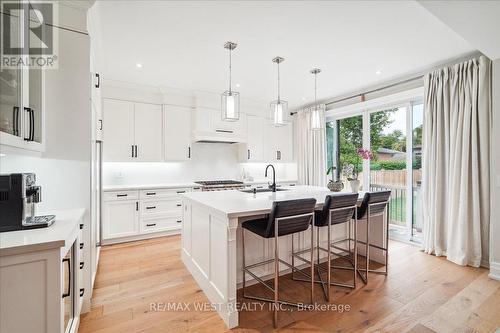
xmin=240 ymin=188 xmax=289 ymax=193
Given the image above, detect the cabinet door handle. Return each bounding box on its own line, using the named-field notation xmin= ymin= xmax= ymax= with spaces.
xmin=30 ymin=109 xmax=34 ymax=141
xmin=95 ymin=73 xmax=100 ymax=88
xmin=98 ymin=119 xmax=103 ymax=130
xmin=215 ymin=129 xmax=234 ymax=133
xmin=62 ymin=257 xmax=71 ymax=298
xmin=176 ymin=203 xmax=182 ymax=207
xmin=80 ymin=262 xmax=84 ymax=269
xmin=176 ymin=220 xmax=182 ymax=223
xmin=135 ymin=145 xmax=138 ymax=158
xmin=131 ymin=145 xmax=134 ymax=157
xmin=176 ymin=190 xmax=186 ymax=194
xmin=188 ymin=147 xmax=191 ymax=158
xmin=79 ymin=223 xmax=84 ymax=230
xmin=117 ymin=194 xmax=128 ymax=197
xmin=247 ymin=149 xmax=250 ymax=160
xmin=80 ymin=288 xmax=85 ymax=297
xmin=23 ymin=107 xmax=31 ymax=141
xmin=146 ymin=206 xmax=156 ymax=210
xmin=13 ymin=106 xmax=19 ymax=136
xmin=136 ymin=202 xmax=139 ymax=211
xmin=146 ymin=223 xmax=156 ymax=227
xmin=79 ymin=243 xmax=84 ymax=250
xmin=146 ymin=192 xmax=156 ymax=196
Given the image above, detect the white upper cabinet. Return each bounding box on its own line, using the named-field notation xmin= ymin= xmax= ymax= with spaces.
xmin=164 ymin=105 xmax=192 ymax=161
xmin=239 ymin=115 xmax=264 ymax=162
xmin=134 ymin=103 xmax=163 ymax=161
xmin=263 ymin=121 xmax=294 ymax=163
xmin=103 ymin=99 xmax=163 ymax=162
xmin=103 ymin=99 xmax=135 ymax=161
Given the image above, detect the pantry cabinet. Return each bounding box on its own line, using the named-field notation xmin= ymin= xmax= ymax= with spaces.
xmin=102 ymin=99 xmax=162 ymax=162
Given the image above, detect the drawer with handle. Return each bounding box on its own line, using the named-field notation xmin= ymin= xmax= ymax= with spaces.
xmin=103 ymin=190 xmax=139 ymax=202
xmin=140 ymin=216 xmax=183 ymax=233
xmin=139 ymin=188 xmax=190 ymax=199
xmin=140 ymin=199 xmax=182 ymax=216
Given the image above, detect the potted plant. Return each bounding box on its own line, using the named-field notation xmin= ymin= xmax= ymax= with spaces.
xmin=342 ymin=148 xmax=373 ymax=193
xmin=326 ymin=166 xmax=343 ymax=192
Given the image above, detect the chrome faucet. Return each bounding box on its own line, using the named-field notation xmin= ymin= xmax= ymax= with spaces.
xmin=265 ymin=164 xmax=276 ymax=192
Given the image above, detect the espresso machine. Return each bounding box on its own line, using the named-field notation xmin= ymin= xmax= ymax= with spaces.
xmin=0 ymin=173 xmax=55 ymax=232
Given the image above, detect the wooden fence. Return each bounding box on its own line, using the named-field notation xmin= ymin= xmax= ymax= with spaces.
xmin=359 ymin=169 xmax=422 ymax=187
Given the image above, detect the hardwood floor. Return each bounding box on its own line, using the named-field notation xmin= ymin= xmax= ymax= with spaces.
xmin=79 ymin=236 xmax=500 ymax=333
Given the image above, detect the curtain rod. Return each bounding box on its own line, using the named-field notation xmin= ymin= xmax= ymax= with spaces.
xmin=325 ymin=75 xmax=423 ymax=107
xmin=290 ymin=74 xmax=423 ymax=116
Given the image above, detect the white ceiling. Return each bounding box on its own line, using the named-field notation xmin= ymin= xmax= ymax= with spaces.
xmin=418 ymin=0 xmax=500 ymax=60
xmin=91 ymin=0 xmax=475 ymax=108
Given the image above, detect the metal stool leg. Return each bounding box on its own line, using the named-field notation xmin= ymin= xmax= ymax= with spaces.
xmin=274 ymin=227 xmax=279 ymax=328
xmin=242 ymin=228 xmax=246 ymax=294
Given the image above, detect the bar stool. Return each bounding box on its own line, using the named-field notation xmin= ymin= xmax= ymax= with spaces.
xmin=291 ymin=193 xmax=359 ymax=301
xmin=353 ymin=191 xmax=391 ymax=284
xmin=241 ymin=198 xmax=316 ymax=328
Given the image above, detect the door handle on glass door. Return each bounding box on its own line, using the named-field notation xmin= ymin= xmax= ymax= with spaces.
xmin=23 ymin=107 xmax=31 ymax=141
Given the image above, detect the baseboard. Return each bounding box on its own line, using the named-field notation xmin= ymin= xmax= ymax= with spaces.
xmin=488 ymin=261 xmax=500 ymax=281
xmin=101 ymin=229 xmax=181 ymax=245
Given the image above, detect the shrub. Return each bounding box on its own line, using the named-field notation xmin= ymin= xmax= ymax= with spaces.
xmin=379 ymin=161 xmax=406 ymax=170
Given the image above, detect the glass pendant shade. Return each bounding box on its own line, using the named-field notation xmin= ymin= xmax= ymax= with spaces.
xmin=270 ymin=100 xmax=289 ymax=126
xmin=221 ymin=90 xmax=240 ymax=121
xmin=310 ymin=107 xmax=322 ymax=130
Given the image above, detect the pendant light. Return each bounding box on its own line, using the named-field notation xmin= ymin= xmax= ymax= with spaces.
xmin=221 ymin=41 xmax=240 ymax=121
xmin=270 ymin=56 xmax=289 ymax=126
xmin=310 ymin=68 xmax=322 ymax=131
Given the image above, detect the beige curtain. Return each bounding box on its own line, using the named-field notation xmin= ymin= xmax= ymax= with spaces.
xmin=422 ymin=56 xmax=491 ymax=267
xmin=295 ymin=105 xmax=327 ymax=186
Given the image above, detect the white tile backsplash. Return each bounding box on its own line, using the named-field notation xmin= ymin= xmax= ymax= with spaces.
xmin=103 ymin=143 xmax=297 ymax=186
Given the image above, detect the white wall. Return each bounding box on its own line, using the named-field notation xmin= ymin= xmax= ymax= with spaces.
xmin=490 ymin=58 xmax=500 ymax=280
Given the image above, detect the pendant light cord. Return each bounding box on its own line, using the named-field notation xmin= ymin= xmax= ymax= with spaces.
xmin=277 ymin=61 xmax=280 ymax=103
xmin=228 ymin=48 xmax=232 ymax=93
xmin=314 ymin=72 xmax=317 ymax=107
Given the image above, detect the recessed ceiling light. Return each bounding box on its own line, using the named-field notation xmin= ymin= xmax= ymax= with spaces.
xmin=301 ymin=97 xmax=306 ymax=101
xmin=375 ymin=69 xmax=382 ymax=75
xmin=136 ymin=63 xmax=143 ymax=68
xmin=235 ymin=83 xmax=240 ymax=88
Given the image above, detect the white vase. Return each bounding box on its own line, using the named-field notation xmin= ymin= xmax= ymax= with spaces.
xmin=349 ymin=179 xmax=360 ymax=193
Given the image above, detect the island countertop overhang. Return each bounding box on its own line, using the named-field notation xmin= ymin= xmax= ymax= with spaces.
xmin=180 ymin=185 xmax=364 ymax=218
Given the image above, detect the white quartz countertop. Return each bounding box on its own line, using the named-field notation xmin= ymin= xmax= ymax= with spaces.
xmin=0 ymin=209 xmax=84 ymax=257
xmin=181 ymin=185 xmax=364 ymax=218
xmin=103 ymin=182 xmax=200 ymax=191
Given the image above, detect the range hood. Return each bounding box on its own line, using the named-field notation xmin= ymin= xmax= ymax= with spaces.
xmin=192 ymin=129 xmax=246 ymax=144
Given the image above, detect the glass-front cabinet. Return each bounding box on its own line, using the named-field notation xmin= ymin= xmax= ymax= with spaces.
xmin=0 ymin=1 xmax=45 ymax=152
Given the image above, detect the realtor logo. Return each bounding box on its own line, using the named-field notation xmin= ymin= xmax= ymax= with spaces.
xmin=1 ymin=1 xmax=58 ymax=68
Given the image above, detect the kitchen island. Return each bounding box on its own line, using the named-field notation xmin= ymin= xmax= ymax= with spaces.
xmin=180 ymin=185 xmax=386 ymax=328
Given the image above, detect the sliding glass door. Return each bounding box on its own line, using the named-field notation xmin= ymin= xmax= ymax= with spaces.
xmin=327 ymin=99 xmax=423 ymax=243
xmin=369 ymin=106 xmax=408 ymax=241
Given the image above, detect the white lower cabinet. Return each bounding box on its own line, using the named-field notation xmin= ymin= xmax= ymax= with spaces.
xmin=102 ymin=199 xmax=139 ymax=240
xmin=102 ymin=187 xmax=190 ymax=243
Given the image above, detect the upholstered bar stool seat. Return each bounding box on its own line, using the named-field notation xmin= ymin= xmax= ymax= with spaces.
xmin=291 ymin=193 xmax=359 ymax=301
xmin=241 ymin=198 xmax=317 ymax=328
